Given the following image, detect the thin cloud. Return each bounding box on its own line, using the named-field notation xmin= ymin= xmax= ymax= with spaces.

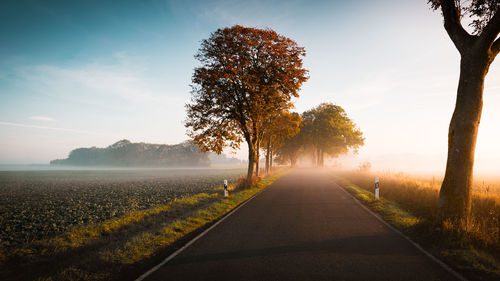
xmin=29 ymin=116 xmax=56 ymax=122
xmin=0 ymin=121 xmax=102 ymax=135
xmin=15 ymin=53 xmax=173 ymax=106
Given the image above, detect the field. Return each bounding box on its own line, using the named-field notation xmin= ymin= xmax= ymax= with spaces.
xmin=0 ymin=168 xmax=246 ymax=249
xmin=333 ymin=170 xmax=500 ymax=280
xmin=0 ymin=167 xmax=282 ymax=280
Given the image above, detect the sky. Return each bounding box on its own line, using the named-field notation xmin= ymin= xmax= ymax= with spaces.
xmin=0 ymin=0 xmax=499 ymax=175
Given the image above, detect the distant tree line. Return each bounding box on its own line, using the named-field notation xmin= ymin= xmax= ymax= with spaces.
xmin=50 ymin=139 xmax=242 ymax=167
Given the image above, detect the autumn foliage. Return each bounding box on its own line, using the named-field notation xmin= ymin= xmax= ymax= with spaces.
xmin=186 ymin=25 xmax=309 ymax=182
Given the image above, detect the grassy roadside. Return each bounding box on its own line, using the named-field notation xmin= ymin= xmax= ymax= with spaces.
xmin=333 ymin=174 xmax=500 ymax=281
xmin=0 ymin=169 xmax=290 ymax=281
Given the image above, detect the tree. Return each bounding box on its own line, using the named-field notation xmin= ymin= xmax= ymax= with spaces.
xmin=429 ymin=0 xmax=499 ymax=221
xmin=185 ymin=25 xmax=309 ymax=184
xmin=262 ymin=112 xmax=302 ymax=174
xmin=275 ymin=130 xmax=303 ymax=168
xmin=301 ymin=103 xmax=364 ymax=167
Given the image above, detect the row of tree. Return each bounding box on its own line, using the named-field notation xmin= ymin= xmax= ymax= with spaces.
xmin=185 ymin=0 xmax=500 ymax=223
xmin=185 ymin=25 xmax=364 ymax=184
xmin=185 ymin=25 xmax=308 ymax=184
xmin=273 ymin=103 xmax=364 ymax=170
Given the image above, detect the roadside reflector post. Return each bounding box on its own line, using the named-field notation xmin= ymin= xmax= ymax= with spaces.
xmin=375 ymin=177 xmax=379 ymax=200
xmin=224 ymin=180 xmax=228 ymax=198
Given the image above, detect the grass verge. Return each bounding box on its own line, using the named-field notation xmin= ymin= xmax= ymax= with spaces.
xmin=333 ymin=173 xmax=500 ymax=281
xmin=45 ymin=193 xmax=218 ymax=254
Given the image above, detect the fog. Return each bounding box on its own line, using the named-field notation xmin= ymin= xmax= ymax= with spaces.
xmin=0 ymin=164 xmax=246 ymax=172
xmin=323 ymin=153 xmax=500 ymax=181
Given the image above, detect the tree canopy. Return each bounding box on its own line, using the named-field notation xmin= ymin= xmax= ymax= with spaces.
xmin=429 ymin=0 xmax=499 ymax=35
xmin=185 ymin=25 xmax=309 ymax=181
xmin=273 ymin=103 xmax=364 ymax=168
xmin=301 ymin=103 xmax=364 ymax=167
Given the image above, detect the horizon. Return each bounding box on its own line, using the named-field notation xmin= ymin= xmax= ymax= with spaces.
xmin=1 ymin=0 xmax=499 ymax=176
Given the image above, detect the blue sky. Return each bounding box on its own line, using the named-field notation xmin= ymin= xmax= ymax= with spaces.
xmin=1 ymin=0 xmax=499 ymax=174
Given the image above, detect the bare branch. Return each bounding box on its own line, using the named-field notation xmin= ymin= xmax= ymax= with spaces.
xmin=440 ymin=0 xmax=475 ymax=53
xmin=477 ymin=10 xmax=500 ymax=51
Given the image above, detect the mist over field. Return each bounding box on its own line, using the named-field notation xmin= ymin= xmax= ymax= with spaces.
xmin=334 ymin=153 xmax=500 ymax=178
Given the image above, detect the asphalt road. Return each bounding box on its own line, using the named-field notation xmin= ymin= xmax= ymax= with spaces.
xmin=144 ymin=169 xmax=460 ymax=281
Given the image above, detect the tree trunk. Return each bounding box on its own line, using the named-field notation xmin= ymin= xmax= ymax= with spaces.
xmin=316 ymin=147 xmax=321 ymax=167
xmin=438 ymin=51 xmax=492 ymax=221
xmin=255 ymin=157 xmax=259 ymax=177
xmin=320 ymin=149 xmax=324 ymax=167
xmin=270 ymin=150 xmax=273 ymax=172
xmin=311 ymin=146 xmax=317 ymax=167
xmin=247 ymin=141 xmax=255 ymax=186
xmin=255 ymin=143 xmax=260 ymax=177
xmin=291 ymin=151 xmax=298 ymax=168
xmin=265 ymin=137 xmax=271 ymax=174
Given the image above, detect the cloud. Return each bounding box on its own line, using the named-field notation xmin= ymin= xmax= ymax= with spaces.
xmin=29 ymin=116 xmax=56 ymax=122
xmin=15 ymin=53 xmax=176 ymax=107
xmin=0 ymin=121 xmax=118 ymax=136
xmin=20 ymin=65 xmax=154 ymax=103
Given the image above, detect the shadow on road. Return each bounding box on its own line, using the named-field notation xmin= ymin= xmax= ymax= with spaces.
xmin=171 ymin=234 xmax=409 ymax=266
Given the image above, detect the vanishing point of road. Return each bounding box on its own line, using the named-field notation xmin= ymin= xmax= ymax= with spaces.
xmin=143 ymin=169 xmax=461 ymax=281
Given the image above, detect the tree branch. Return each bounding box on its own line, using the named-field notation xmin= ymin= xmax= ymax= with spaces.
xmin=492 ymin=37 xmax=500 ymax=57
xmin=477 ymin=10 xmax=500 ymax=52
xmin=440 ymin=0 xmax=474 ymax=53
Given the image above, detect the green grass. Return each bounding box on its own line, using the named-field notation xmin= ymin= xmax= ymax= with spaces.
xmin=50 ymin=193 xmax=217 ymax=254
xmin=337 ymin=177 xmax=422 ymax=230
xmin=333 ymin=172 xmax=500 ymax=281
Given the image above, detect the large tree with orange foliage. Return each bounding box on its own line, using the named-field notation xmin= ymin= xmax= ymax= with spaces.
xmin=429 ymin=0 xmax=499 ymax=222
xmin=185 ymin=25 xmax=308 ymax=183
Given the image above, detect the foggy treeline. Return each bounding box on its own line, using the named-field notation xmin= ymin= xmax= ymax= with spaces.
xmin=50 ymin=139 xmax=244 ymax=167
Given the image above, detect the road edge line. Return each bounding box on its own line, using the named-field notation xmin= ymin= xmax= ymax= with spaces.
xmin=135 ymin=183 xmax=272 ymax=281
xmin=333 ymin=181 xmax=469 ymax=281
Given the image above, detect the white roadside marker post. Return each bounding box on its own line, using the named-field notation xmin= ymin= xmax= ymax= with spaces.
xmin=224 ymin=180 xmax=228 ymax=198
xmin=375 ymin=177 xmax=379 ymax=200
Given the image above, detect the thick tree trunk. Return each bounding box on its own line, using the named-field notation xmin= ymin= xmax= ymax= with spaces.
xmin=438 ymin=52 xmax=492 ymax=221
xmin=247 ymin=141 xmax=255 ymax=185
xmin=320 ymin=150 xmax=324 ymax=167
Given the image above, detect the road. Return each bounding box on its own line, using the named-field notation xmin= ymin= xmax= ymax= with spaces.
xmin=143 ymin=169 xmax=460 ymax=281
